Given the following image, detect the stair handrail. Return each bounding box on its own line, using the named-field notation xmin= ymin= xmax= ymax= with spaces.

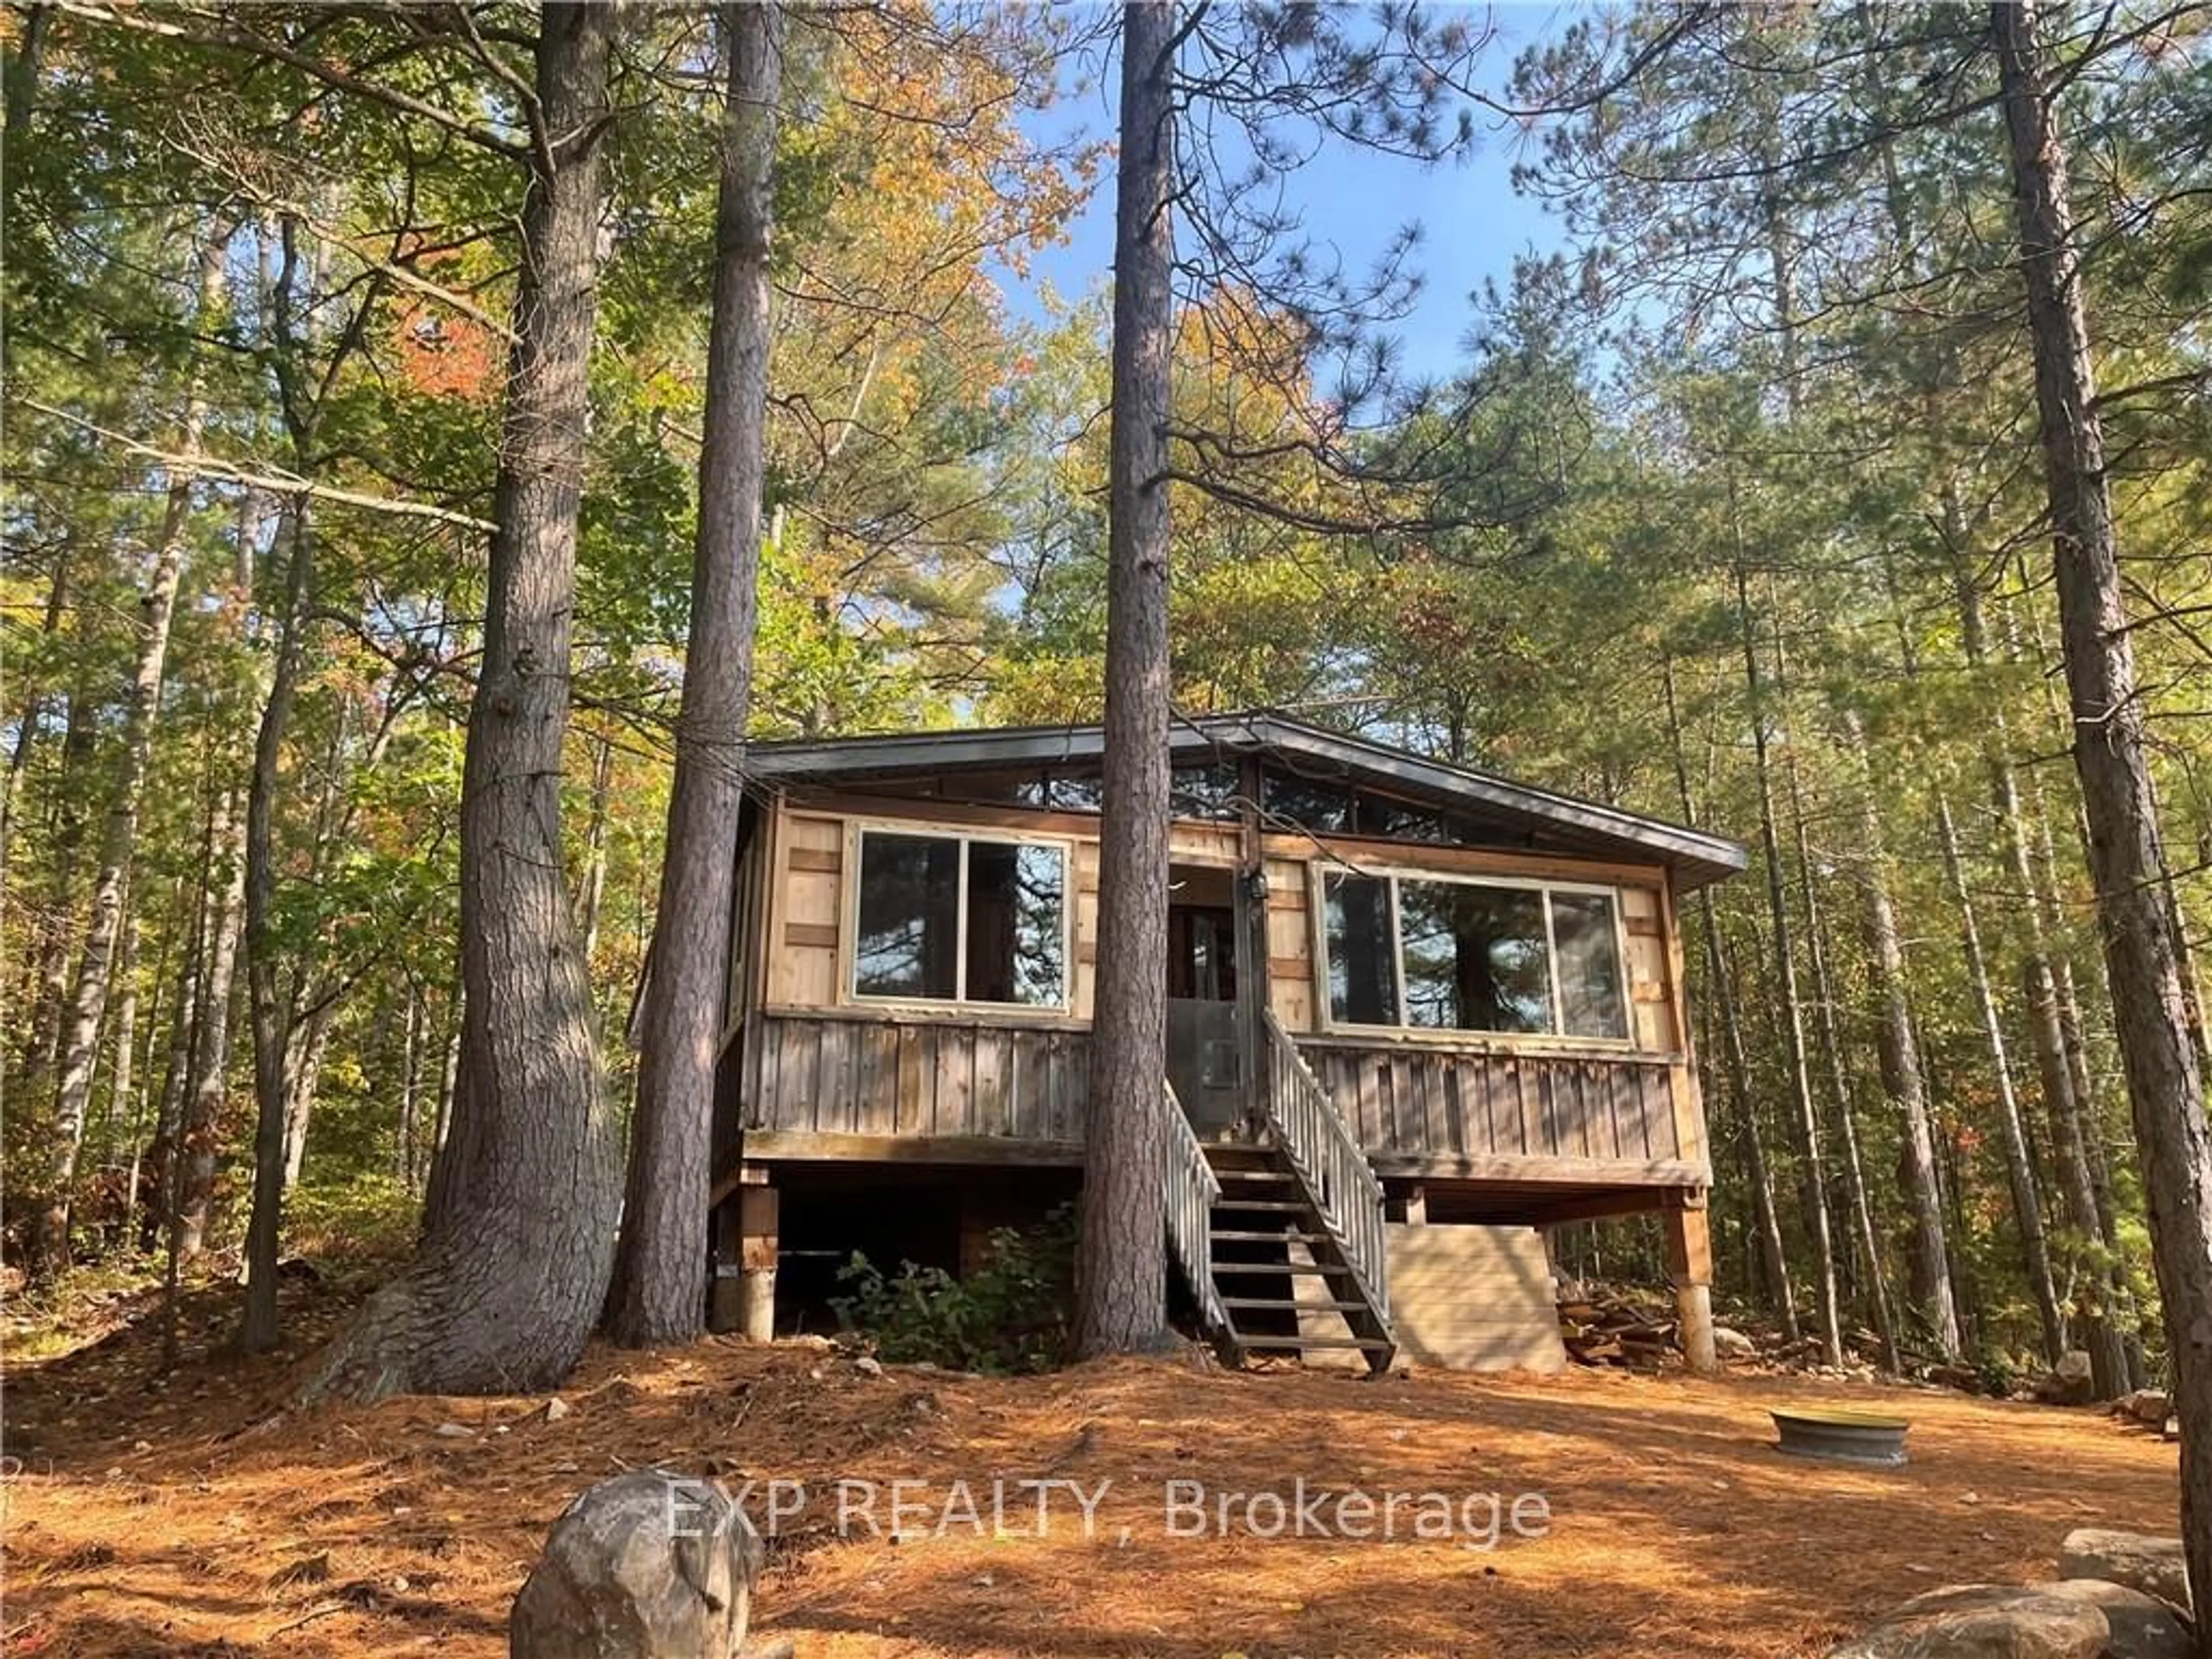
xmin=1257 ymin=1009 xmax=1392 ymax=1325
xmin=1162 ymin=1079 xmax=1231 ymax=1338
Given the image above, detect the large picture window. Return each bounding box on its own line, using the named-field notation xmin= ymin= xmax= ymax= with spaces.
xmin=1321 ymin=869 xmax=1630 ymax=1041
xmin=853 ymin=829 xmax=1068 ymax=1007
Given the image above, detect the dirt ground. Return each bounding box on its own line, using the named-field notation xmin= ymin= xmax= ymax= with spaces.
xmin=1 ymin=1275 xmax=2182 ymax=1658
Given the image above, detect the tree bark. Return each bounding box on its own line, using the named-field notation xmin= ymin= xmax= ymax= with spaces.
xmin=37 ymin=229 xmax=228 ymax=1275
xmin=1994 ymin=2 xmax=2212 ymax=1628
xmin=1733 ymin=551 xmax=1841 ymax=1365
xmin=1935 ymin=789 xmax=2066 ymax=1365
xmin=1843 ymin=713 xmax=1961 ymax=1359
xmin=1947 ymin=503 xmax=2126 ymax=1393
xmin=1785 ymin=743 xmax=1897 ymax=1372
xmin=1662 ymin=654 xmax=1795 ymax=1336
xmin=175 ymin=786 xmax=245 ymax=1261
xmin=607 ymin=0 xmax=781 ymax=1349
xmin=301 ymin=2 xmax=624 ymax=1401
xmin=1076 ymin=0 xmax=1176 ymax=1358
xmin=242 ymin=500 xmax=315 ymax=1353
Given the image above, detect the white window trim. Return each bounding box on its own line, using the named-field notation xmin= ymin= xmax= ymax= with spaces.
xmin=843 ymin=820 xmax=1077 ymax=1015
xmin=1312 ymin=862 xmax=1637 ymax=1047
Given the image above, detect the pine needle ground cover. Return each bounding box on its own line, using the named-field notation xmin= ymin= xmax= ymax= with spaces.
xmin=2 ymin=1276 xmax=2179 ymax=1658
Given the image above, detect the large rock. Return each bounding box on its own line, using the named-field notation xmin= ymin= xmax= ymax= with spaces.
xmin=2117 ymin=1389 xmax=2172 ymax=1426
xmin=2035 ymin=1580 xmax=2191 ymax=1659
xmin=2060 ymin=1529 xmax=2192 ymax=1617
xmin=2037 ymin=1351 xmax=2097 ymax=1407
xmin=1712 ymin=1325 xmax=1756 ymax=1361
xmin=1827 ymin=1584 xmax=2108 ymax=1658
xmin=512 ymin=1469 xmax=761 ymax=1659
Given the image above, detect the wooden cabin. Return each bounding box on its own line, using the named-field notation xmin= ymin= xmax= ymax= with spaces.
xmin=710 ymin=712 xmax=1745 ymax=1372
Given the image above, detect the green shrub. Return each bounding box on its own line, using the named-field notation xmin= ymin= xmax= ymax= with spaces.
xmin=1974 ymin=1346 xmax=2019 ymax=1399
xmin=831 ymin=1206 xmax=1074 ymax=1374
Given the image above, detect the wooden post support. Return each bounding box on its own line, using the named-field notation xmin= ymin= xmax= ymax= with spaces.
xmin=1664 ymin=1196 xmax=1717 ymax=1377
xmin=736 ymin=1184 xmax=779 ymax=1342
xmin=1388 ymin=1184 xmax=1427 ymax=1225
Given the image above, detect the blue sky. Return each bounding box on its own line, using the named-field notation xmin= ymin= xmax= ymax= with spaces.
xmin=997 ymin=5 xmax=1577 ymax=373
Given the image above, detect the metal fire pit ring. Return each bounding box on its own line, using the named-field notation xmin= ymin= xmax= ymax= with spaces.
xmin=1770 ymin=1406 xmax=1911 ymax=1467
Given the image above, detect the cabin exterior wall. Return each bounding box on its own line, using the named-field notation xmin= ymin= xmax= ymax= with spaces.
xmin=724 ymin=788 xmax=1710 ymax=1198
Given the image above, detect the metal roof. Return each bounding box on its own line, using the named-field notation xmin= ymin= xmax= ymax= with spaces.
xmin=747 ymin=710 xmax=1747 ymax=889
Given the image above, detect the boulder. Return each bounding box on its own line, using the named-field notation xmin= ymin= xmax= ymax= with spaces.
xmin=2118 ymin=1390 xmax=2172 ymax=1426
xmin=2036 ymin=1351 xmax=2097 ymax=1407
xmin=1713 ymin=1326 xmax=1756 ymax=1361
xmin=1827 ymin=1584 xmax=2108 ymax=1658
xmin=2035 ymin=1580 xmax=2191 ymax=1659
xmin=2059 ymin=1529 xmax=2191 ymax=1618
xmin=512 ymin=1469 xmax=761 ymax=1659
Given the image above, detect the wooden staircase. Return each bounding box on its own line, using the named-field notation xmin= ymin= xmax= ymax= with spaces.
xmin=1202 ymin=1141 xmax=1396 ymax=1370
xmin=1162 ymin=1022 xmax=1397 ymax=1374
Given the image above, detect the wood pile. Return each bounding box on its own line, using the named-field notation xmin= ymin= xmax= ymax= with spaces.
xmin=1556 ymin=1283 xmax=1680 ymax=1370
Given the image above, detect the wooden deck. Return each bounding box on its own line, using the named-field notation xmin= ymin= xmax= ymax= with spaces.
xmin=730 ymin=1008 xmax=1706 ymax=1200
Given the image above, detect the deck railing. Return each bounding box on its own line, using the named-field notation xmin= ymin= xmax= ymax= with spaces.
xmin=1162 ymin=1079 xmax=1229 ymax=1338
xmin=1259 ymin=1009 xmax=1391 ymax=1324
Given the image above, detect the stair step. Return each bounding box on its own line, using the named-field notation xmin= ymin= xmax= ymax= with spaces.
xmin=1222 ymin=1296 xmax=1370 ymax=1313
xmin=1208 ymin=1228 xmax=1334 ymax=1243
xmin=1210 ymin=1258 xmax=1352 ymax=1275
xmin=1211 ymin=1168 xmax=1294 ymax=1183
xmin=1211 ymin=1198 xmax=1310 ymax=1212
xmin=1233 ymin=1333 xmax=1396 ymax=1353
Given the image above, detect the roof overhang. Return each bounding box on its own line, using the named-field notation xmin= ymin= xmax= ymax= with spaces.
xmin=746 ymin=711 xmax=1748 ymax=891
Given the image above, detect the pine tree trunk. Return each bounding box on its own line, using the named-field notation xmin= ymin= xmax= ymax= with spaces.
xmin=1994 ymin=2 xmax=2212 ymax=1626
xmin=1734 ymin=552 xmax=1841 ymax=1365
xmin=1711 ymin=915 xmax=1798 ymax=1339
xmin=1076 ymin=0 xmax=1176 ymax=1358
xmin=1948 ymin=510 xmax=2127 ymax=1393
xmin=1786 ymin=749 xmax=1897 ymax=1371
xmin=301 ymin=3 xmax=624 ymax=1402
xmin=37 ymin=229 xmax=228 ymax=1275
xmin=1935 ymin=789 xmax=2066 ymax=1364
xmin=607 ymin=0 xmax=781 ymax=1349
xmin=1844 ymin=714 xmax=1961 ymax=1358
xmin=1662 ymin=655 xmax=1795 ymax=1336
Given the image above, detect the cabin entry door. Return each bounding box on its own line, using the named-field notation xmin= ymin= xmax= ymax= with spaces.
xmin=1165 ymin=863 xmax=1245 ymax=1137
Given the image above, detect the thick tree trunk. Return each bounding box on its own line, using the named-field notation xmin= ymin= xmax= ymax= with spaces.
xmin=1076 ymin=0 xmax=1176 ymax=1358
xmin=1733 ymin=554 xmax=1841 ymax=1365
xmin=1994 ymin=3 xmax=2212 ymax=1630
xmin=1844 ymin=715 xmax=1961 ymax=1358
xmin=242 ymin=502 xmax=315 ymax=1353
xmin=1935 ymin=790 xmax=2066 ymax=1365
xmin=607 ymin=0 xmax=781 ymax=1349
xmin=37 ymin=230 xmax=228 ymax=1275
xmin=301 ymin=3 xmax=624 ymax=1401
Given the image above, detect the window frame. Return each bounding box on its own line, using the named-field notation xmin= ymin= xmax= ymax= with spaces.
xmin=1311 ymin=861 xmax=1637 ymax=1048
xmin=842 ymin=819 xmax=1077 ymax=1014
